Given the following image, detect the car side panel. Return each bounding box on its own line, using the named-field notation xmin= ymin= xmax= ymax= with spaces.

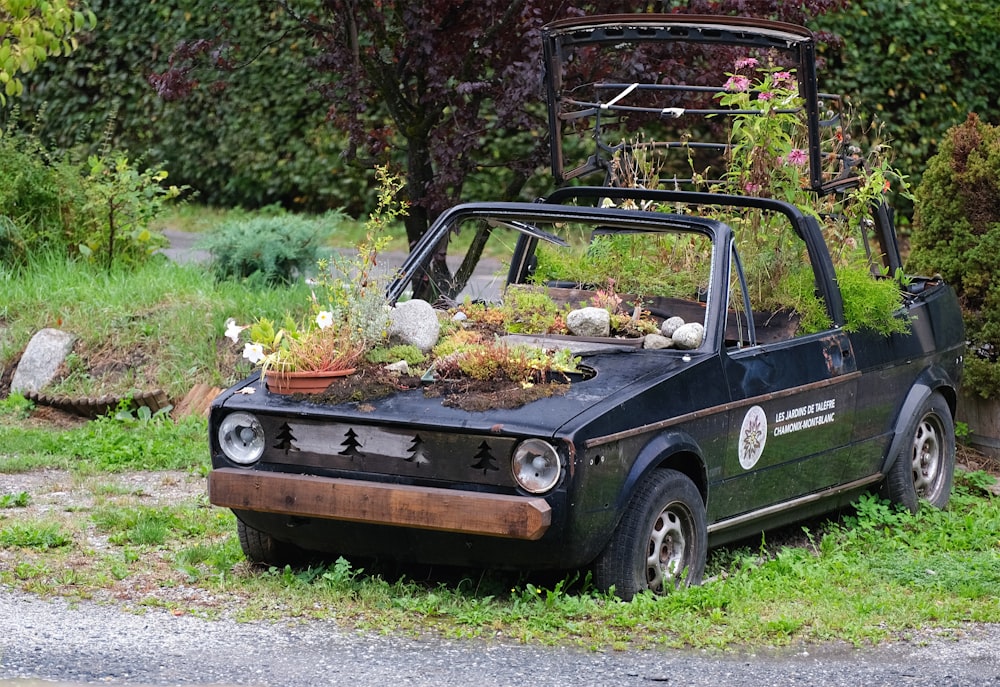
xmin=847 ymin=285 xmax=965 ymax=480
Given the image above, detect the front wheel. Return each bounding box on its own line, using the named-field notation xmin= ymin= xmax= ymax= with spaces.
xmin=884 ymin=392 xmax=955 ymax=513
xmin=594 ymin=469 xmax=707 ymax=601
xmin=237 ymin=518 xmax=302 ymax=567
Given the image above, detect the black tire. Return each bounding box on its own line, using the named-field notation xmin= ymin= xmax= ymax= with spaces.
xmin=884 ymin=392 xmax=955 ymax=513
xmin=237 ymin=518 xmax=300 ymax=567
xmin=594 ymin=469 xmax=707 ymax=601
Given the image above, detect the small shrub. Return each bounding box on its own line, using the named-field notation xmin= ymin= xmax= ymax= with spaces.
xmin=498 ymin=286 xmax=566 ymax=335
xmin=199 ymin=212 xmax=343 ymax=285
xmin=0 ymin=116 xmax=180 ymax=269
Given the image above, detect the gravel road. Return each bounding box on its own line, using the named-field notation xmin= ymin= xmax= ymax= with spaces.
xmin=2 ymin=586 xmax=999 ymax=687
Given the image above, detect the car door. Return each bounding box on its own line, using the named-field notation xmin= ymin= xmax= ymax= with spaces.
xmin=708 ymin=245 xmax=860 ymax=520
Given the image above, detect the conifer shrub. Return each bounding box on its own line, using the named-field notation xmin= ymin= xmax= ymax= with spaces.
xmin=907 ymin=113 xmax=1000 ymax=397
xmin=198 ymin=212 xmax=345 ymax=285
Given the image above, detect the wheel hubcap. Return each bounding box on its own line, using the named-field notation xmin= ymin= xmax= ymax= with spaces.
xmin=911 ymin=414 xmax=942 ymax=498
xmin=645 ymin=503 xmax=688 ymax=591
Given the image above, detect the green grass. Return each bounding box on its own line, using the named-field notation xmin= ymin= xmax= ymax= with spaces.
xmin=0 ymin=411 xmax=997 ymax=649
xmin=0 ymin=409 xmax=208 ymax=473
xmin=0 ymin=253 xmax=317 ymax=399
xmin=153 ymin=203 xmax=410 ymax=252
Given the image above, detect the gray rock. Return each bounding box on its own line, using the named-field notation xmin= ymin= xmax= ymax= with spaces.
xmin=11 ymin=328 xmax=76 ymax=394
xmin=661 ymin=316 xmax=685 ymax=338
xmin=643 ymin=333 xmax=675 ymax=350
xmin=566 ymin=307 xmax=611 ymax=338
xmin=384 ymin=360 xmax=410 ymax=375
xmin=388 ymin=299 xmax=440 ymax=353
xmin=672 ymin=322 xmax=705 ymax=350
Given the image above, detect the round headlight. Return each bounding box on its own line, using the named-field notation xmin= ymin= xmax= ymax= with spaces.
xmin=511 ymin=439 xmax=561 ymax=494
xmin=218 ymin=412 xmax=265 ymax=465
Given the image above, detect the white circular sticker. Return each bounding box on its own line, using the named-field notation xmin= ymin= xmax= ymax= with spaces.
xmin=739 ymin=405 xmax=767 ymax=469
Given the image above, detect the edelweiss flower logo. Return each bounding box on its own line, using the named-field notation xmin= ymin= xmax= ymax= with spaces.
xmin=739 ymin=405 xmax=768 ymax=469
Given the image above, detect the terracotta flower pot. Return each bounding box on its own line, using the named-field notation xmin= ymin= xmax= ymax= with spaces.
xmin=264 ymin=368 xmax=356 ymax=395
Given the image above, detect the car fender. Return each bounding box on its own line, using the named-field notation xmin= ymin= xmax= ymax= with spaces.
xmin=616 ymin=430 xmax=708 ymax=513
xmin=881 ymin=368 xmax=957 ymax=474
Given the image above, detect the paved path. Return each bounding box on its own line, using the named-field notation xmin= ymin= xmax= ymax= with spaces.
xmin=2 ymin=588 xmax=999 ymax=687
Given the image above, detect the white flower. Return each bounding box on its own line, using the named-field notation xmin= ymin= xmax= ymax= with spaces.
xmin=224 ymin=318 xmax=246 ymax=343
xmin=316 ymin=310 xmax=334 ymax=329
xmin=242 ymin=342 xmax=265 ymax=364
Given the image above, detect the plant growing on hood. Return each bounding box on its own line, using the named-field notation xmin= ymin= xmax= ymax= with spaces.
xmin=225 ymin=166 xmax=406 ymax=377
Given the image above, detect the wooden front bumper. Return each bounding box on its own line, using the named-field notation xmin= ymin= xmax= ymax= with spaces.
xmin=209 ymin=468 xmax=552 ymax=540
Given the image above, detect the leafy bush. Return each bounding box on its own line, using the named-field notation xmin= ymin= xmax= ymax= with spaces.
xmin=0 ymin=121 xmax=178 ymax=268
xmin=198 ymin=212 xmax=343 ymax=285
xmin=907 ymin=113 xmax=1000 ymax=397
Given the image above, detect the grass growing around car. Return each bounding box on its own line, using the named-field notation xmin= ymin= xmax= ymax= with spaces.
xmin=0 ymin=395 xmax=997 ymax=650
xmin=0 ymin=244 xmax=996 ymax=650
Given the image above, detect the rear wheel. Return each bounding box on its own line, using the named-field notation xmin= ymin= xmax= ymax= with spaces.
xmin=594 ymin=469 xmax=707 ymax=601
xmin=237 ymin=518 xmax=301 ymax=567
xmin=884 ymin=392 xmax=955 ymax=512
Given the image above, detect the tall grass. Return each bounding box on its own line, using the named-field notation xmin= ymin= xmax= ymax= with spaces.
xmin=0 ymin=252 xmax=314 ymax=399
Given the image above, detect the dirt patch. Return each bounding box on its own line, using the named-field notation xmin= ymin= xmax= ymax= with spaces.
xmin=0 ymin=469 xmax=205 ymax=514
xmin=430 ymin=378 xmax=569 ymax=411
xmin=957 ymin=443 xmax=1000 ymax=474
xmin=292 ymin=364 xmax=571 ymax=411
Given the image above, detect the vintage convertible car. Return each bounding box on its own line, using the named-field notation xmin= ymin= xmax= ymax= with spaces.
xmin=207 ymin=16 xmax=964 ymax=599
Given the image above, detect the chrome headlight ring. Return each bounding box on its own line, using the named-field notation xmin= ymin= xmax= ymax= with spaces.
xmin=218 ymin=412 xmax=265 ymax=466
xmin=511 ymin=438 xmax=562 ymax=494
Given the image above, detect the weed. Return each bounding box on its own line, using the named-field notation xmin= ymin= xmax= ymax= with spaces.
xmin=92 ymin=505 xmax=181 ymax=547
xmin=0 ymin=394 xmax=33 ymax=421
xmin=0 ymin=521 xmax=72 ymax=549
xmin=0 ymin=491 xmax=30 ymax=508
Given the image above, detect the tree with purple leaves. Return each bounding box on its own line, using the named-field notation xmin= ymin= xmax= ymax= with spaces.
xmin=151 ymin=1 xmax=846 ymax=245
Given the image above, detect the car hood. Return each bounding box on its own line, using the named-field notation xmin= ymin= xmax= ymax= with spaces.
xmin=215 ymin=339 xmax=711 ymax=441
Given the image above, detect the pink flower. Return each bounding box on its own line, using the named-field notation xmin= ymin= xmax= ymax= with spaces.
xmin=725 ymin=75 xmax=750 ymax=92
xmin=773 ymin=71 xmax=794 ymax=86
xmin=743 ymin=183 xmax=761 ymax=194
xmin=734 ymin=57 xmax=758 ymax=70
xmin=786 ymin=149 xmax=808 ymax=166
xmin=757 ymin=91 xmax=774 ymax=102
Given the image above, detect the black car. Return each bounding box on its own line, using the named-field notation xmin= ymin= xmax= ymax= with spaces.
xmin=207 ymin=16 xmax=964 ymax=599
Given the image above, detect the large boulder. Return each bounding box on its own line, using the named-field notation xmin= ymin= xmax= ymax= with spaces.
xmin=566 ymin=307 xmax=611 ymax=338
xmin=672 ymin=322 xmax=705 ymax=350
xmin=388 ymin=299 xmax=440 ymax=353
xmin=11 ymin=328 xmax=76 ymax=394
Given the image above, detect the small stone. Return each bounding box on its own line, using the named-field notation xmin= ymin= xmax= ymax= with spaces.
xmin=661 ymin=316 xmax=685 ymax=338
xmin=452 ymin=311 xmax=468 ymax=323
xmin=672 ymin=322 xmax=705 ymax=350
xmin=385 ymin=360 xmax=410 ymax=375
xmin=566 ymin=307 xmax=611 ymax=338
xmin=643 ymin=333 xmax=674 ymax=350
